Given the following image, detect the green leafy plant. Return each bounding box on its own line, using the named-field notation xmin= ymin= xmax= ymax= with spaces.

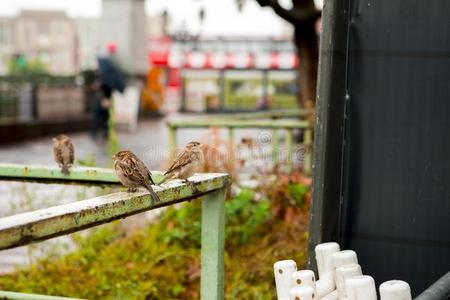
xmin=0 ymin=186 xmax=309 ymax=299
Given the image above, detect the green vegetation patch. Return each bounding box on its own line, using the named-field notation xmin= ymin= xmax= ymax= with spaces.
xmin=0 ymin=181 xmax=310 ymax=299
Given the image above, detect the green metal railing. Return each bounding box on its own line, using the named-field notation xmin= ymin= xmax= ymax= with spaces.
xmin=0 ymin=163 xmax=229 ymax=300
xmin=167 ymin=118 xmax=313 ymax=174
xmin=214 ymin=108 xmax=308 ymax=120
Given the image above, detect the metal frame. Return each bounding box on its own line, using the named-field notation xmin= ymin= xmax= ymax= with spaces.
xmin=0 ymin=163 xmax=122 ymax=185
xmin=167 ymin=118 xmax=313 ymax=174
xmin=180 ymin=68 xmax=299 ymax=113
xmin=307 ymin=0 xmax=349 ymax=271
xmin=0 ymin=164 xmax=230 ymax=300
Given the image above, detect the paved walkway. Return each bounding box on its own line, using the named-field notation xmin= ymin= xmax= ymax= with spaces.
xmin=0 ymin=117 xmax=169 ymax=169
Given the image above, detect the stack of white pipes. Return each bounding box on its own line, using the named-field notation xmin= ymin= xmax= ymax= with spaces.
xmin=273 ymin=242 xmax=412 ymax=300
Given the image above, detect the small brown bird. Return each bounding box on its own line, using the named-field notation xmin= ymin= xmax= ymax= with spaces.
xmin=159 ymin=141 xmax=204 ymax=185
xmin=53 ymin=134 xmax=74 ymax=175
xmin=112 ymin=150 xmax=160 ymax=202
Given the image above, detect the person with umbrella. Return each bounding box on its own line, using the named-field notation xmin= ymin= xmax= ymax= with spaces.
xmin=93 ymin=42 xmax=126 ymax=139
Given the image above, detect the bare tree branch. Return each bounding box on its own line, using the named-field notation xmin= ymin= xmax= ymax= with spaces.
xmin=255 ymin=0 xmax=321 ymax=24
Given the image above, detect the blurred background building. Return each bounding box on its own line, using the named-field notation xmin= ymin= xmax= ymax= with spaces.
xmin=99 ymin=0 xmax=148 ymax=74
xmin=0 ymin=0 xmax=295 ymax=76
xmin=0 ymin=0 xmax=300 ymax=142
xmin=74 ymin=17 xmax=100 ymax=71
xmin=0 ymin=2 xmax=151 ymax=75
xmin=0 ymin=10 xmax=78 ymax=75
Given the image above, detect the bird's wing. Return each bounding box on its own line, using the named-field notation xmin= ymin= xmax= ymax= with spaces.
xmin=53 ymin=145 xmax=63 ymax=164
xmin=68 ymin=141 xmax=75 ymax=165
xmin=134 ymin=156 xmax=156 ymax=185
xmin=164 ymin=150 xmax=194 ymax=175
xmin=119 ymin=154 xmax=153 ymax=187
xmin=117 ymin=159 xmax=134 ymax=177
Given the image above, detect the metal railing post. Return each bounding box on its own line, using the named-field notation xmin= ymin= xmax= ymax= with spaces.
xmin=272 ymin=128 xmax=279 ymax=165
xmin=304 ymin=128 xmax=313 ymax=175
xmin=201 ymin=187 xmax=226 ymax=300
xmin=168 ymin=125 xmax=177 ymax=154
xmin=286 ymin=129 xmax=294 ymax=172
xmin=228 ymin=127 xmax=234 ymax=164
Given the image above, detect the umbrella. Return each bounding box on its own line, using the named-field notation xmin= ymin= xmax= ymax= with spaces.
xmin=97 ymin=56 xmax=126 ymax=93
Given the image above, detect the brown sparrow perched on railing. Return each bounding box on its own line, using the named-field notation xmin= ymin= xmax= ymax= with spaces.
xmin=159 ymin=141 xmax=204 ymax=185
xmin=53 ymin=134 xmax=74 ymax=175
xmin=112 ymin=150 xmax=160 ymax=202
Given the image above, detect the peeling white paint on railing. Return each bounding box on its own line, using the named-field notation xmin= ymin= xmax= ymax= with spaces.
xmin=0 ymin=170 xmax=230 ymax=300
xmin=0 ymin=173 xmax=229 ymax=250
xmin=273 ymin=242 xmax=413 ymax=300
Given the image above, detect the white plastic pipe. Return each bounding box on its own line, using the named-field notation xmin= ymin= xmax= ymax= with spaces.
xmin=332 ymin=250 xmax=358 ymax=270
xmin=345 ymin=275 xmax=377 ymax=300
xmin=290 ymin=285 xmax=315 ymax=300
xmin=380 ymin=280 xmax=412 ymax=300
xmin=321 ymin=290 xmax=340 ymax=300
xmin=335 ymin=264 xmax=362 ymax=300
xmin=274 ymin=260 xmax=297 ymax=300
xmin=292 ymin=270 xmax=317 ymax=297
xmin=315 ymin=242 xmax=340 ymax=297
xmin=316 ymin=242 xmax=341 ymax=276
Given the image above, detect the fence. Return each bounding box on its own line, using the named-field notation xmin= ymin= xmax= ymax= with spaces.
xmin=0 ymin=76 xmax=85 ymax=124
xmin=216 ymin=108 xmax=308 ymax=120
xmin=167 ymin=118 xmax=313 ymax=174
xmin=181 ymin=69 xmax=299 ymax=113
xmin=0 ymin=163 xmax=230 ymax=300
xmin=273 ymin=242 xmax=450 ymax=300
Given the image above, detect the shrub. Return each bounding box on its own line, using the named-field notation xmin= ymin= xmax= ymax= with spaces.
xmin=0 ymin=186 xmax=309 ymax=299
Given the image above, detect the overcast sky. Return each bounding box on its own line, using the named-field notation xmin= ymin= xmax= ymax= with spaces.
xmin=0 ymin=0 xmax=322 ymax=36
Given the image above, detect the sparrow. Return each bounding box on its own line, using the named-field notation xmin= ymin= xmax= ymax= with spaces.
xmin=112 ymin=150 xmax=160 ymax=202
xmin=53 ymin=134 xmax=74 ymax=175
xmin=159 ymin=141 xmax=204 ymax=185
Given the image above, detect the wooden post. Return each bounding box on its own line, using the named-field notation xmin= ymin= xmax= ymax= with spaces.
xmin=315 ymin=242 xmax=340 ymax=298
xmin=272 ymin=128 xmax=279 ymax=165
xmin=335 ymin=264 xmax=362 ymax=299
xmin=345 ymin=275 xmax=377 ymax=300
xmin=289 ymin=286 xmax=314 ymax=300
xmin=169 ymin=125 xmax=177 ymax=154
xmin=201 ymin=188 xmax=226 ymax=300
xmin=274 ymin=260 xmax=297 ymax=300
xmin=304 ymin=128 xmax=313 ymax=175
xmin=379 ymin=280 xmax=412 ymax=300
xmin=286 ymin=129 xmax=294 ymax=172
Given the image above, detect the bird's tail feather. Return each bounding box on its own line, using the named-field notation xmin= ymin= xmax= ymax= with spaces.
xmin=144 ymin=182 xmax=160 ymax=202
xmin=61 ymin=165 xmax=70 ymax=175
xmin=149 ymin=174 xmax=156 ymax=185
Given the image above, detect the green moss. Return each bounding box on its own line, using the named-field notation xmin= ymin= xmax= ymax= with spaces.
xmin=0 ymin=188 xmax=309 ymax=299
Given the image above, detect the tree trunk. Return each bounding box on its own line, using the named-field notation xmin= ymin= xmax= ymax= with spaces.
xmin=296 ymin=31 xmax=319 ymax=108
xmin=254 ymin=0 xmax=320 ymax=108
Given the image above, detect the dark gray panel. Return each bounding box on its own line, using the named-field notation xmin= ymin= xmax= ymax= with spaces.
xmin=342 ymin=0 xmax=450 ymax=295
